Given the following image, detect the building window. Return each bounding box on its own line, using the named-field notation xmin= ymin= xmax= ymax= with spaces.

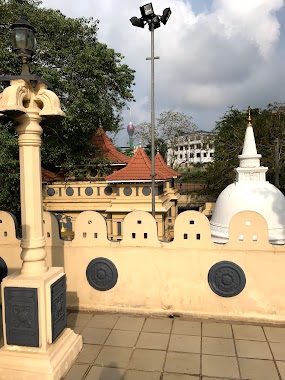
xmin=203 ymin=153 xmax=207 ymax=157
xmin=85 ymin=187 xmax=93 ymax=196
xmin=47 ymin=188 xmax=55 ymax=196
xmin=190 ymin=153 xmax=194 ymax=158
xmin=180 ymin=154 xmax=183 ymax=159
xmin=124 ymin=187 xmax=132 ymax=196
xmin=66 ymin=187 xmax=74 ymax=196
xmin=196 ymin=153 xmax=201 ymax=158
xmin=142 ymin=186 xmax=151 ymax=196
xmin=210 ymin=153 xmax=213 ymax=157
xmin=104 ymin=186 xmax=113 ymax=195
xmin=117 ymin=222 xmax=122 ymax=236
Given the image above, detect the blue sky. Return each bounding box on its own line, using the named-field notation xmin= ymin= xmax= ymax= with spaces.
xmin=40 ymin=0 xmax=285 ymax=146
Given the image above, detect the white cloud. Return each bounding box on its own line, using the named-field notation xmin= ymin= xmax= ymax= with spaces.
xmin=40 ymin=0 xmax=285 ymax=144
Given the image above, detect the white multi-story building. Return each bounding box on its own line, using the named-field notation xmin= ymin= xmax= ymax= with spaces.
xmin=167 ymin=130 xmax=215 ymax=167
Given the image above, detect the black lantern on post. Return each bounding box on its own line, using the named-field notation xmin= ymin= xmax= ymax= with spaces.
xmin=10 ymin=15 xmax=37 ymax=75
xmin=0 ymin=15 xmax=51 ymax=89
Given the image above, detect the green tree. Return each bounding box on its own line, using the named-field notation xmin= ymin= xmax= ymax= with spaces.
xmin=204 ymin=105 xmax=285 ymax=197
xmin=157 ymin=111 xmax=196 ymax=168
xmin=134 ymin=111 xmax=196 ymax=164
xmin=0 ymin=0 xmax=135 ymax=216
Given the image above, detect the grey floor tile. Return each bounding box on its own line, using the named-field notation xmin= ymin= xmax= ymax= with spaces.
xmin=105 ymin=330 xmax=140 ymax=347
xmin=163 ymin=374 xmax=199 ymax=379
xmin=85 ymin=366 xmax=125 ymax=380
xmin=124 ymin=370 xmax=162 ymax=379
xmin=202 ymin=355 xmax=239 ymax=378
xmin=172 ymin=320 xmax=201 ymax=336
xmin=128 ymin=349 xmax=166 ymax=371
xmin=269 ymin=342 xmax=285 ymax=360
xmin=95 ymin=346 xmax=133 ymax=368
xmin=143 ymin=318 xmax=173 ymax=333
xmin=67 ymin=312 xmax=93 ymax=328
xmin=81 ymin=327 xmax=111 ymax=345
xmin=64 ymin=363 xmax=89 ymax=380
xmin=232 ymin=324 xmax=266 ymax=341
xmin=264 ymin=326 xmax=285 ymax=342
xmin=164 ymin=352 xmax=200 ymax=375
xmin=114 ymin=316 xmax=145 ymax=331
xmin=169 ymin=334 xmax=201 ymax=353
xmin=75 ymin=344 xmax=102 ymax=363
xmin=239 ymin=358 xmax=279 ymax=380
xmin=276 ymin=361 xmax=285 ymax=380
xmin=235 ymin=339 xmax=272 ymax=359
xmin=136 ymin=332 xmax=169 ymax=350
xmin=203 ymin=322 xmax=232 ymax=338
xmin=202 ymin=337 xmax=235 ymax=356
xmin=86 ymin=314 xmax=119 ymax=329
xmin=201 ymin=378 xmax=236 ymax=380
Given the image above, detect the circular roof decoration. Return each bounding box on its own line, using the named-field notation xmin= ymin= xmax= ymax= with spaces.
xmin=208 ymin=261 xmax=246 ymax=297
xmin=66 ymin=187 xmax=74 ymax=196
xmin=142 ymin=186 xmax=151 ymax=196
xmin=85 ymin=187 xmax=93 ymax=196
xmin=86 ymin=257 xmax=118 ymax=291
xmin=104 ymin=186 xmax=113 ymax=196
xmin=0 ymin=257 xmax=8 ymax=283
xmin=47 ymin=188 xmax=55 ymax=196
xmin=123 ymin=187 xmax=132 ymax=196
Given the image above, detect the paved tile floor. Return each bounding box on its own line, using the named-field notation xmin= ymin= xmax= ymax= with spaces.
xmin=1 ymin=310 xmax=285 ymax=379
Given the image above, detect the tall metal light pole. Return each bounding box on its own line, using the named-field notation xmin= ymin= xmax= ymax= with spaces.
xmin=130 ymin=3 xmax=171 ymax=217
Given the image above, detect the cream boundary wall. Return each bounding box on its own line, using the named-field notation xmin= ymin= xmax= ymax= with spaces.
xmin=0 ymin=209 xmax=285 ymax=324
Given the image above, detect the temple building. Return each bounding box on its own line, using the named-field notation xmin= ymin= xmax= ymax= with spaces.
xmin=210 ymin=110 xmax=285 ymax=244
xmin=42 ymin=128 xmax=180 ymax=241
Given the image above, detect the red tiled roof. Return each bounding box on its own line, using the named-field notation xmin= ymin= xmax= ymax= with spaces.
xmin=155 ymin=153 xmax=181 ymax=178
xmin=106 ymin=147 xmax=167 ymax=182
xmin=42 ymin=168 xmax=64 ymax=182
xmin=91 ymin=128 xmax=130 ymax=164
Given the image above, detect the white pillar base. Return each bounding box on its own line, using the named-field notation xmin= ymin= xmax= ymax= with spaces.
xmin=0 ymin=328 xmax=83 ymax=380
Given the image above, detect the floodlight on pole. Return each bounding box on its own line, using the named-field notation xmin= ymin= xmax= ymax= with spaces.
xmin=130 ymin=3 xmax=171 ymax=218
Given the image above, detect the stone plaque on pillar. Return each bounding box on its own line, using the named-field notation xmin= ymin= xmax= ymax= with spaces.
xmin=51 ymin=274 xmax=67 ymax=342
xmin=4 ymin=287 xmax=39 ymax=347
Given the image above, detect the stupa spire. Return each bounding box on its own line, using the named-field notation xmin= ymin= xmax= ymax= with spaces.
xmin=235 ymin=107 xmax=267 ymax=182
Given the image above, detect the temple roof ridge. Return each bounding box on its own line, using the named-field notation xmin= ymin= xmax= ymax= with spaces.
xmin=91 ymin=127 xmax=130 ymax=164
xmin=106 ymin=147 xmax=168 ymax=182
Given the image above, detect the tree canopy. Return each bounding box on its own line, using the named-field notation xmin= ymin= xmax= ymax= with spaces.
xmin=204 ymin=104 xmax=285 ymax=197
xmin=134 ymin=110 xmax=196 ymax=164
xmin=0 ymin=0 xmax=135 ymax=216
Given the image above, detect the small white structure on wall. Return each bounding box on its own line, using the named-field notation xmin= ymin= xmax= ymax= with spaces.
xmin=211 ymin=111 xmax=285 ymax=244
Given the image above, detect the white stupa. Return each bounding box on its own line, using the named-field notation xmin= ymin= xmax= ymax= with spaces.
xmin=210 ymin=109 xmax=285 ymax=245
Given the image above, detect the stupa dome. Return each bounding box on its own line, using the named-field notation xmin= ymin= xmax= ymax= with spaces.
xmin=210 ymin=110 xmax=285 ymax=245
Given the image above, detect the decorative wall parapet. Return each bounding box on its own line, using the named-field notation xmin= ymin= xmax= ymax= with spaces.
xmin=1 ymin=209 xmax=285 ymax=322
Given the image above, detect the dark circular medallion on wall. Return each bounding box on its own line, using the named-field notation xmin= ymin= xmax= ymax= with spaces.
xmin=66 ymin=187 xmax=74 ymax=196
xmin=123 ymin=187 xmax=132 ymax=196
xmin=104 ymin=186 xmax=113 ymax=196
xmin=47 ymin=188 xmax=55 ymax=196
xmin=85 ymin=187 xmax=93 ymax=196
xmin=142 ymin=186 xmax=151 ymax=196
xmin=208 ymin=261 xmax=246 ymax=297
xmin=0 ymin=257 xmax=8 ymax=283
xmin=86 ymin=257 xmax=118 ymax=291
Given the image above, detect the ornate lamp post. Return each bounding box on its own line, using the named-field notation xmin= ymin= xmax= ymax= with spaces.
xmin=130 ymin=4 xmax=171 ymax=217
xmin=0 ymin=15 xmax=82 ymax=380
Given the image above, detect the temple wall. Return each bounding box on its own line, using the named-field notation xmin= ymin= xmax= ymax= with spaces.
xmin=0 ymin=209 xmax=285 ymax=323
